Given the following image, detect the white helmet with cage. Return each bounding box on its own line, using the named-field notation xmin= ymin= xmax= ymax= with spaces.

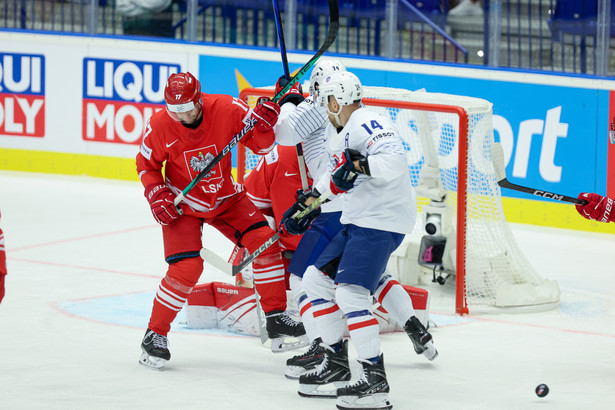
xmin=309 ymin=59 xmax=347 ymax=94
xmin=316 ymin=71 xmax=363 ymax=107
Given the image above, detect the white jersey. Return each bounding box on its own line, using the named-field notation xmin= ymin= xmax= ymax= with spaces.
xmin=313 ymin=107 xmax=416 ymax=234
xmin=274 ymin=96 xmax=342 ymax=213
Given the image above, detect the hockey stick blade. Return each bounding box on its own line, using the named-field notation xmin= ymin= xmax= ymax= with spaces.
xmin=173 ymin=0 xmax=339 ymax=209
xmin=492 ymin=142 xmax=587 ymax=205
xmin=200 ymin=248 xmax=233 ymax=276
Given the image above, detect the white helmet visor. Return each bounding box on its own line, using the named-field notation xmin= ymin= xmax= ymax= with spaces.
xmin=166 ymin=101 xmax=195 ymax=113
xmin=165 ymin=101 xmax=196 ymax=122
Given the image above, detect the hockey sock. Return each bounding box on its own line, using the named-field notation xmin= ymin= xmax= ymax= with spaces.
xmin=311 ymin=298 xmax=345 ymax=346
xmin=148 ymin=260 xmax=200 ymax=335
xmin=375 ymin=274 xmax=415 ymax=326
xmin=252 ymin=253 xmax=287 ymax=313
xmin=290 ymin=274 xmax=319 ymax=342
xmin=337 ymin=284 xmax=381 ymax=360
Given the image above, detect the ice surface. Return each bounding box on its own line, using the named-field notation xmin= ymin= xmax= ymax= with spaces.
xmin=1 ymin=171 xmax=614 ymax=409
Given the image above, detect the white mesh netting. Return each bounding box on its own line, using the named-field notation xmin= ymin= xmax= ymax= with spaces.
xmin=240 ymin=86 xmax=560 ymax=314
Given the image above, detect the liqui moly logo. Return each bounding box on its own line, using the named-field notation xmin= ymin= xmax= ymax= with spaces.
xmin=82 ymin=58 xmax=180 ymax=145
xmin=0 ymin=53 xmax=45 ymax=137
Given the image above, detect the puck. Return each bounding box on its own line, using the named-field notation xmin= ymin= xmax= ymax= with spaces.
xmin=535 ymin=384 xmax=549 ymax=398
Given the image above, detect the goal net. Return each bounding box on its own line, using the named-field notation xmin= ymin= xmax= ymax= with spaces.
xmin=238 ymin=86 xmax=560 ymax=315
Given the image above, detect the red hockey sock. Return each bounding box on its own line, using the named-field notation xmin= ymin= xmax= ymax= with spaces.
xmin=148 ymin=258 xmax=202 ymax=335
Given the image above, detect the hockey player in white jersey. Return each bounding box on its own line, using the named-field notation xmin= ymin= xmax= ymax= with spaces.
xmin=277 ymin=60 xmax=437 ymax=383
xmin=278 ymin=69 xmax=436 ymax=409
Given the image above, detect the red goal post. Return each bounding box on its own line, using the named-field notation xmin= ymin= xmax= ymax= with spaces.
xmin=237 ymin=86 xmax=560 ymax=315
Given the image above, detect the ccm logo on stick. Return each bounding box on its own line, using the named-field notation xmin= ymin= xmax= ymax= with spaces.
xmin=532 ymin=190 xmax=564 ymax=200
xmin=82 ymin=58 xmax=180 ymax=145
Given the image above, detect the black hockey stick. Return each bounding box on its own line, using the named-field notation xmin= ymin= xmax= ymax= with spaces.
xmin=174 ymin=0 xmax=339 ymax=210
xmin=272 ymin=0 xmax=310 ymax=190
xmin=200 ymin=190 xmax=332 ymax=276
xmin=492 ymin=142 xmax=587 ymax=205
xmin=272 ymin=0 xmax=291 ymax=80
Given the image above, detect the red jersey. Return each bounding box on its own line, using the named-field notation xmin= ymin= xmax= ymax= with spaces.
xmin=0 ymin=210 xmax=5 ymax=275
xmin=136 ymin=94 xmax=275 ymax=215
xmin=244 ymin=145 xmax=313 ymax=250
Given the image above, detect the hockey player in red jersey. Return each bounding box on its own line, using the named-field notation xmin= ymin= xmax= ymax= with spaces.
xmin=576 ymin=192 xmax=615 ymax=223
xmin=136 ymin=72 xmax=305 ymax=369
xmin=244 ymin=144 xmax=312 ymax=280
xmin=0 ymin=210 xmax=6 ymax=304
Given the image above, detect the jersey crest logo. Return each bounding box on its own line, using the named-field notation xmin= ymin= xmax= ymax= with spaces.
xmin=190 ymin=151 xmax=217 ymax=178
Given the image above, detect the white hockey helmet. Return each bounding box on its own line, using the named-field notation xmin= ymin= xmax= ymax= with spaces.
xmin=317 ymin=71 xmax=363 ymax=107
xmin=309 ymin=59 xmax=346 ymax=94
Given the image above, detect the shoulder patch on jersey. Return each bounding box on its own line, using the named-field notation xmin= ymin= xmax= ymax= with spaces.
xmin=265 ymin=146 xmax=279 ymax=165
xmin=140 ymin=140 xmax=152 ymax=160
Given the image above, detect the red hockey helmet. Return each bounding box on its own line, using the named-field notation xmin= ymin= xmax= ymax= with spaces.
xmin=164 ymin=72 xmax=203 ymax=121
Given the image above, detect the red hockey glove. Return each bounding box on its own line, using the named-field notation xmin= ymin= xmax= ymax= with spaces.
xmin=275 ymin=75 xmax=305 ymax=106
xmin=252 ymin=99 xmax=280 ymax=133
xmin=576 ymin=192 xmax=615 ymax=223
xmin=330 ymin=149 xmax=359 ymax=195
xmin=144 ymin=183 xmax=181 ymax=225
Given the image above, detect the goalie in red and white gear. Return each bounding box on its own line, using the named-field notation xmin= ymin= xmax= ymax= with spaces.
xmin=576 ymin=192 xmax=615 ymax=223
xmin=135 ymin=71 xmax=305 ymax=369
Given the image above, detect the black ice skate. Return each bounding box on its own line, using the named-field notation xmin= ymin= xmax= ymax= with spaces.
xmin=336 ymin=354 xmax=392 ymax=410
xmin=139 ymin=328 xmax=170 ymax=370
xmin=404 ymin=315 xmax=438 ymax=361
xmin=298 ymin=340 xmax=351 ymax=398
xmin=285 ymin=337 xmax=326 ymax=380
xmin=265 ymin=310 xmax=309 ymax=353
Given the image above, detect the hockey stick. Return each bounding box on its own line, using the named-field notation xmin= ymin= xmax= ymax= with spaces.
xmin=173 ymin=0 xmax=339 ymax=211
xmin=492 ymin=142 xmax=587 ymax=205
xmin=271 ymin=0 xmax=310 ymax=191
xmin=272 ymin=0 xmax=291 ymax=80
xmin=200 ymin=190 xmax=332 ymax=276
xmin=296 ymin=143 xmax=309 ymax=190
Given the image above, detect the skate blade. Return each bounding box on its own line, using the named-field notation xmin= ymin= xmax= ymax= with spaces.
xmin=421 ymin=341 xmax=438 ymax=361
xmin=139 ymin=352 xmax=167 ymax=370
xmin=270 ymin=335 xmax=309 ymax=353
xmin=298 ymin=381 xmax=349 ymax=399
xmin=336 ymin=392 xmax=393 ymax=409
xmin=285 ymin=364 xmax=316 ymax=380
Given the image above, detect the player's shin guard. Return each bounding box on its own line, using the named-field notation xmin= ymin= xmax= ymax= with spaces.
xmin=374 ymin=273 xmax=415 ymax=325
xmin=142 ymin=258 xmax=200 ymax=369
xmin=336 ymin=354 xmax=392 ymax=410
xmin=298 ymin=340 xmax=351 ymax=398
xmin=337 ymin=284 xmax=381 ymax=360
xmin=290 ymin=273 xmax=319 ymax=343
